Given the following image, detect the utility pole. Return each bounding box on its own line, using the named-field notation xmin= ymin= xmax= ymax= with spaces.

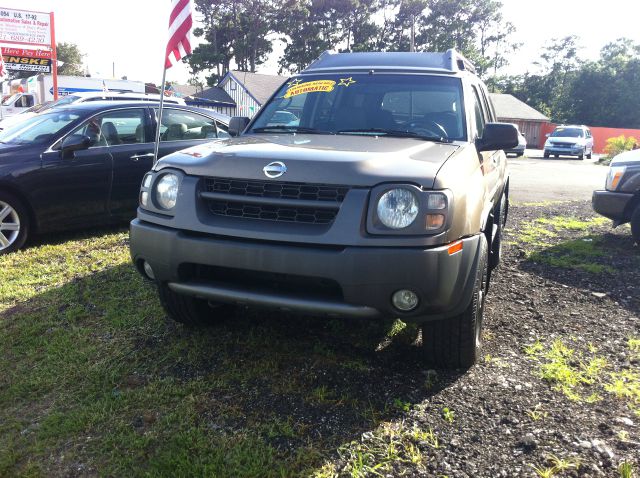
xmin=410 ymin=14 xmax=415 ymax=52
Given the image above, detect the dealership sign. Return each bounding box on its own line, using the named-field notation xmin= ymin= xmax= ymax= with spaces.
xmin=0 ymin=8 xmax=51 ymax=46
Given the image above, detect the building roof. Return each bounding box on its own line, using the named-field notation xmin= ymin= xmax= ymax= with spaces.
xmin=224 ymin=70 xmax=288 ymax=105
xmin=490 ymin=93 xmax=549 ymax=122
xmin=193 ymin=86 xmax=235 ymax=105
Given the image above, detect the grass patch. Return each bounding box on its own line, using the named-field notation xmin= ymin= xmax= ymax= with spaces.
xmin=515 ymin=215 xmax=616 ymax=273
xmin=1 ymin=229 xmax=432 ymax=476
xmin=526 ymin=338 xmax=640 ymax=415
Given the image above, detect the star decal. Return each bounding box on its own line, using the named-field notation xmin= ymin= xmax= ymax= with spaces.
xmin=338 ymin=77 xmax=356 ymax=87
xmin=287 ymin=78 xmax=302 ymax=87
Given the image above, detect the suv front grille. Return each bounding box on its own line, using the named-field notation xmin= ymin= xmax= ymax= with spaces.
xmin=201 ymin=178 xmax=350 ymax=225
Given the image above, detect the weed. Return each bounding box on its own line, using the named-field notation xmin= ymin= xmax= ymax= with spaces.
xmin=531 ymin=465 xmax=556 ymax=478
xmin=548 ymin=454 xmax=580 ymax=472
xmin=442 ymin=407 xmax=455 ymax=424
xmin=525 ymin=404 xmax=548 ymax=421
xmin=393 ymin=398 xmax=411 ymax=412
xmin=617 ymin=430 xmax=630 ymax=442
xmin=619 ymin=460 xmax=635 ymax=478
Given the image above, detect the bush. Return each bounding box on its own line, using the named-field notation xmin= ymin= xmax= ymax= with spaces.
xmin=601 ymin=135 xmax=638 ymax=164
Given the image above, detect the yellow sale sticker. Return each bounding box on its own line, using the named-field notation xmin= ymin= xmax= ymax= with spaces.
xmin=284 ymin=80 xmax=336 ymax=98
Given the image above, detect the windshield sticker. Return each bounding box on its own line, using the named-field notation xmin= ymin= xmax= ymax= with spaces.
xmin=338 ymin=77 xmax=356 ymax=87
xmin=284 ymin=80 xmax=336 ymax=98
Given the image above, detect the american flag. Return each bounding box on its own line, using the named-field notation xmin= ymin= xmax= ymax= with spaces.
xmin=165 ymin=0 xmax=193 ymax=69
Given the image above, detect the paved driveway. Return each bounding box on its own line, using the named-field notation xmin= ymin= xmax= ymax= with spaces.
xmin=507 ymin=149 xmax=607 ymax=203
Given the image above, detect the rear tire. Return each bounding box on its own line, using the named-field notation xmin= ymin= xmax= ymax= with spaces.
xmin=157 ymin=283 xmax=236 ymax=326
xmin=586 ymin=150 xmax=592 ymax=159
xmin=0 ymin=191 xmax=30 ymax=255
xmin=631 ymin=205 xmax=640 ymax=243
xmin=421 ymin=235 xmax=488 ymax=369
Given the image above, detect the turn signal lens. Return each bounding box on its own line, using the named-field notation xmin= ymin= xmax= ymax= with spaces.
xmin=426 ymin=214 xmax=445 ymax=230
xmin=140 ymin=191 xmax=149 ymax=207
xmin=448 ymin=240 xmax=463 ymax=255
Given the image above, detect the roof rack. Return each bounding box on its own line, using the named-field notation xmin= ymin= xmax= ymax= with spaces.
xmin=303 ymin=49 xmax=477 ymax=75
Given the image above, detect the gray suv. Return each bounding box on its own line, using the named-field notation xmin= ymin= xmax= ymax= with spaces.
xmin=129 ymin=50 xmax=518 ymax=368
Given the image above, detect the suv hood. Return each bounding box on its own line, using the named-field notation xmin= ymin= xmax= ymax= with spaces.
xmin=156 ymin=134 xmax=459 ymax=189
xmin=547 ymin=136 xmax=585 ymax=144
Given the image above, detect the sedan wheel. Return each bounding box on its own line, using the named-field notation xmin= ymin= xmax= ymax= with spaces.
xmin=0 ymin=194 xmax=29 ymax=254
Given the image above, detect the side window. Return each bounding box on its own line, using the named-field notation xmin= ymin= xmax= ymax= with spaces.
xmin=215 ymin=120 xmax=230 ymax=139
xmin=68 ymin=108 xmax=147 ymax=147
xmin=157 ymin=109 xmax=219 ymax=141
xmin=471 ymin=87 xmax=486 ymax=138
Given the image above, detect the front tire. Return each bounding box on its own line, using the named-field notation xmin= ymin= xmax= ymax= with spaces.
xmin=543 ymin=152 xmax=550 ymax=159
xmin=157 ymin=283 xmax=236 ymax=326
xmin=421 ymin=235 xmax=488 ymax=369
xmin=631 ymin=205 xmax=640 ymax=243
xmin=0 ymin=192 xmax=29 ymax=255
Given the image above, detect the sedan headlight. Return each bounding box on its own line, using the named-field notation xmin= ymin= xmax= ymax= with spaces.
xmin=155 ymin=173 xmax=180 ymax=210
xmin=377 ymin=188 xmax=419 ymax=229
xmin=606 ymin=166 xmax=626 ymax=191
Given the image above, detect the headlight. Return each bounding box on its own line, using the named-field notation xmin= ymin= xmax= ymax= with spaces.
xmin=376 ymin=188 xmax=419 ymax=229
xmin=155 ymin=173 xmax=179 ymax=209
xmin=606 ymin=166 xmax=626 ymax=191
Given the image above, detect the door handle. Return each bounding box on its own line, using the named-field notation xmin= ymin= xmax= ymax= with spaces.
xmin=130 ymin=153 xmax=155 ymax=161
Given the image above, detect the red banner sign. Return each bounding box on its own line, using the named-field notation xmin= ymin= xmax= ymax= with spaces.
xmin=0 ymin=47 xmax=51 ymax=59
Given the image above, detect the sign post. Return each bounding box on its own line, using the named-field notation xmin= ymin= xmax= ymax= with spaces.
xmin=49 ymin=12 xmax=57 ymax=100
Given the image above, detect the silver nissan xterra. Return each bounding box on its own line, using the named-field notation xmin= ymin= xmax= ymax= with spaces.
xmin=130 ymin=50 xmax=518 ymax=368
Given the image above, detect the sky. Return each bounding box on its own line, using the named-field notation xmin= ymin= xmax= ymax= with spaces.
xmin=1 ymin=0 xmax=639 ymax=86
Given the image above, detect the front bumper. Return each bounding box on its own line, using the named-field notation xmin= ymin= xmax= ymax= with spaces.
xmin=130 ymin=219 xmax=483 ymax=322
xmin=592 ymin=190 xmax=633 ymax=224
xmin=544 ymin=146 xmax=584 ymax=156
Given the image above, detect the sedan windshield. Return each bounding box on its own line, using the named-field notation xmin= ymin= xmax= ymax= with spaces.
xmin=551 ymin=127 xmax=583 ymax=138
xmin=0 ymin=111 xmax=80 ymax=145
xmin=248 ymin=74 xmax=466 ymax=141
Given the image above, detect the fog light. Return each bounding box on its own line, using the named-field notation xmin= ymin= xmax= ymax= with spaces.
xmin=392 ymin=289 xmax=419 ymax=311
xmin=143 ymin=261 xmax=155 ymax=280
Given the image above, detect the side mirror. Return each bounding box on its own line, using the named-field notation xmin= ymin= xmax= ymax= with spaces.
xmin=61 ymin=134 xmax=91 ymax=157
xmin=545 ymin=133 xmax=550 ymax=138
xmin=228 ymin=116 xmax=250 ymax=137
xmin=477 ymin=123 xmax=519 ymax=152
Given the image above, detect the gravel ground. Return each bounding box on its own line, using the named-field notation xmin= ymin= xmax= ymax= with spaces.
xmin=328 ymin=200 xmax=640 ymax=477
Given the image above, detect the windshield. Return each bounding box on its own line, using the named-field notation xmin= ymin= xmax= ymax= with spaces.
xmin=551 ymin=127 xmax=583 ymax=138
xmin=0 ymin=111 xmax=80 ymax=145
xmin=49 ymin=95 xmax=81 ymax=108
xmin=248 ymin=73 xmax=466 ymax=141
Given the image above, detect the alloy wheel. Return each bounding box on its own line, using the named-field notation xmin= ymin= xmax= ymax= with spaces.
xmin=0 ymin=200 xmax=21 ymax=251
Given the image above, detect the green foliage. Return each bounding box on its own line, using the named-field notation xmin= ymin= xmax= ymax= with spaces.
xmin=604 ymin=135 xmax=638 ymax=159
xmin=619 ymin=460 xmax=635 ymax=478
xmin=497 ymin=36 xmax=640 ymax=127
xmin=57 ymin=42 xmax=84 ymax=76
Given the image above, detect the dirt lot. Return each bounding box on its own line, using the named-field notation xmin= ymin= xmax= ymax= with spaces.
xmin=0 ymin=200 xmax=638 ymax=477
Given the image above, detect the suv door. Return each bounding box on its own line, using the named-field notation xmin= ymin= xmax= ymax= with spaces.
xmin=471 ymin=84 xmax=500 ymax=204
xmin=100 ymin=107 xmax=156 ymax=219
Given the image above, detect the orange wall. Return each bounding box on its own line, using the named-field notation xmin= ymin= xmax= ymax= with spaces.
xmin=539 ymin=123 xmax=640 ymax=153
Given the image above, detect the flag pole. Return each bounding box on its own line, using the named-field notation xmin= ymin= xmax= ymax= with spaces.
xmin=153 ymin=67 xmax=167 ymax=166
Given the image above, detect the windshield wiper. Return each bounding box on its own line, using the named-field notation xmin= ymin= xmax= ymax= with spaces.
xmin=251 ymin=125 xmax=332 ymax=134
xmin=336 ymin=128 xmax=452 ymax=143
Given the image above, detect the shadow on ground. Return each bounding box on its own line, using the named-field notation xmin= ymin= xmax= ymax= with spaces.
xmin=0 ymin=261 xmax=462 ymax=477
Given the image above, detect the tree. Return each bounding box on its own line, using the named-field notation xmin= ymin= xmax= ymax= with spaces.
xmin=56 ymin=42 xmax=84 ymax=76
xmin=189 ymin=0 xmax=275 ymax=84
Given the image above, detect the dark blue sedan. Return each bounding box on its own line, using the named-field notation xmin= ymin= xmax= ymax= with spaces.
xmin=0 ymin=101 xmax=230 ymax=254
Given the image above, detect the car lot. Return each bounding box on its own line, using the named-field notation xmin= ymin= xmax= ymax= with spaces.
xmin=1 ymin=149 xmax=638 ymax=476
xmin=509 ymin=149 xmax=606 ymax=202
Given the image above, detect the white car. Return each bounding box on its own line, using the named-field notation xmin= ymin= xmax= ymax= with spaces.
xmin=544 ymin=125 xmax=594 ymax=160
xmin=0 ymin=92 xmax=185 ymax=131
